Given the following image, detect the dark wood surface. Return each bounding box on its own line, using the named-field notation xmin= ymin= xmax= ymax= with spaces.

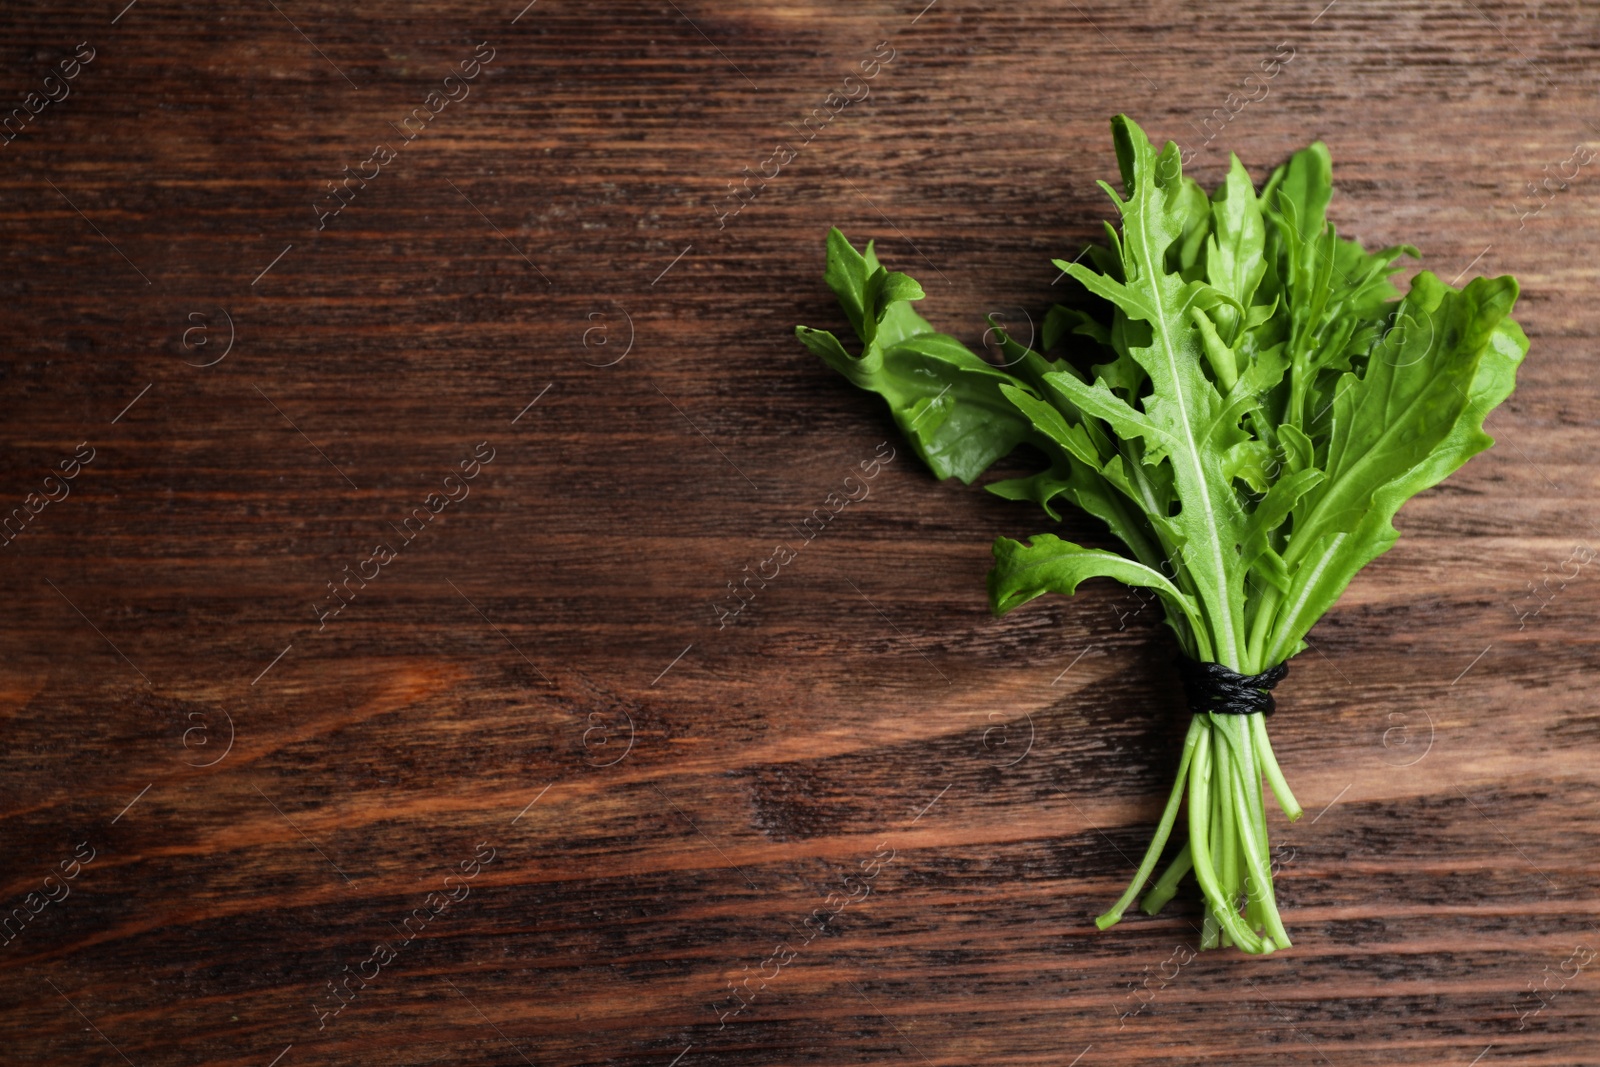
xmin=2 ymin=1 xmax=1597 ymax=1064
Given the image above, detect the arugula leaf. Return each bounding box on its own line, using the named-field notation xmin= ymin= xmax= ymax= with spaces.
xmin=989 ymin=532 xmax=1202 ymax=636
xmin=797 ymin=233 xmax=1032 ymax=483
xmin=1260 ymin=306 xmax=1525 ymax=665
xmin=1295 ymin=273 xmax=1515 ymax=538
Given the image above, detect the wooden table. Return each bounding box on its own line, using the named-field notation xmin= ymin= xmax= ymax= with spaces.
xmin=2 ymin=2 xmax=1596 ymax=1064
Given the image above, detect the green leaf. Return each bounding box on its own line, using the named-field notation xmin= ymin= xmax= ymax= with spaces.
xmin=823 ymin=227 xmax=870 ymax=337
xmin=1264 ymin=279 xmax=1526 ymax=663
xmin=984 ymin=314 xmax=1071 ymax=393
xmin=1261 ymin=141 xmax=1331 ymax=245
xmin=874 ymin=269 xmax=926 ymax=311
xmin=1205 ymin=153 xmax=1268 ymax=342
xmin=997 ymin=382 xmax=1106 ymax=469
xmin=1041 ymin=371 xmax=1169 ymax=455
xmin=799 ymin=231 xmax=1035 ymax=484
xmin=1241 ymin=467 xmax=1323 ymax=588
xmin=883 ymin=334 xmax=1038 ymax=482
xmin=986 ymin=461 xmax=1158 ymax=571
xmin=989 ymin=532 xmax=1203 ymax=641
xmin=1293 ymin=272 xmax=1519 ymax=539
xmin=986 ymin=467 xmax=1075 ymax=522
xmin=1278 ymin=423 xmax=1314 ymax=475
xmin=1074 ymin=115 xmax=1253 ymax=665
xmin=864 ymin=241 xmax=938 ymax=349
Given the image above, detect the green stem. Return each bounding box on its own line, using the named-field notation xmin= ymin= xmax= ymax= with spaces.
xmin=1097 ymin=711 xmax=1300 ymax=953
xmin=1252 ymin=713 xmax=1302 ymax=820
xmin=1095 ymin=717 xmax=1202 ymax=930
xmin=1244 ymin=857 xmax=1263 ymax=935
xmin=1226 ymin=719 xmax=1290 ymax=950
xmin=1245 ymin=584 xmax=1282 ymax=670
xmin=1140 ymin=842 xmax=1191 ymax=915
xmin=1186 ymin=723 xmax=1265 ymax=953
xmin=1200 ymin=910 xmax=1220 ymax=951
xmin=1215 ymin=743 xmax=1239 ymax=916
xmin=1213 ymin=767 xmax=1235 ymax=948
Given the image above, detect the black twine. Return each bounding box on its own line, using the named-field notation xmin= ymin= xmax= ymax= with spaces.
xmin=1176 ymin=655 xmax=1290 ymax=717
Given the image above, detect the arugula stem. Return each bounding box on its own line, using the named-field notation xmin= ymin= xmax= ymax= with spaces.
xmin=1200 ymin=911 xmax=1220 ymax=951
xmin=1095 ymin=717 xmax=1202 ymax=930
xmin=1244 ymin=856 xmax=1263 ymax=936
xmin=1226 ymin=718 xmax=1290 ymax=950
xmin=1140 ymin=841 xmax=1191 ymax=915
xmin=1213 ymin=749 xmax=1237 ymax=949
xmin=1199 ymin=737 xmax=1222 ymax=955
xmin=1209 ymin=744 xmax=1229 ymax=899
xmin=1252 ymin=713 xmax=1302 ymax=820
xmin=1244 ymin=584 xmax=1282 ymax=670
xmin=1186 ymin=724 xmax=1264 ymax=953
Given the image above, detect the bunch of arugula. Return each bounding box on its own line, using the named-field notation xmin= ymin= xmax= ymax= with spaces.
xmin=796 ymin=115 xmax=1526 ymax=953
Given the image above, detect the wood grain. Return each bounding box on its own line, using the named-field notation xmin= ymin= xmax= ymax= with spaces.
xmin=1 ymin=1 xmax=1598 ymax=1064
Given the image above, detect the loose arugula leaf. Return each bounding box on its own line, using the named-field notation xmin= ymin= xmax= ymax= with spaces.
xmin=797 ymin=232 xmax=1033 ymax=483
xmin=799 ymin=115 xmax=1527 ymax=954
